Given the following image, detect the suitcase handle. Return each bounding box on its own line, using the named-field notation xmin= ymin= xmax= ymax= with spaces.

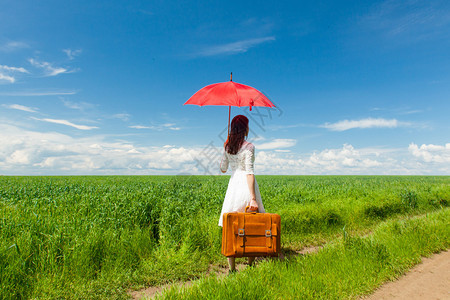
xmin=245 ymin=206 xmax=258 ymax=213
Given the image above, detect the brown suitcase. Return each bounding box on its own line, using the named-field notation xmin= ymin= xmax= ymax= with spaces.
xmin=221 ymin=207 xmax=281 ymax=257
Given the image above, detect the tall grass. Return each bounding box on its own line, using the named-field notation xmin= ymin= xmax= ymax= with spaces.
xmin=1 ymin=176 xmax=449 ymax=299
xmin=160 ymin=208 xmax=450 ymax=299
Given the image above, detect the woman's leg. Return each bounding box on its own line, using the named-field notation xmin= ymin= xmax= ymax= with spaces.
xmin=248 ymin=257 xmax=255 ymax=266
xmin=228 ymin=257 xmax=236 ymax=271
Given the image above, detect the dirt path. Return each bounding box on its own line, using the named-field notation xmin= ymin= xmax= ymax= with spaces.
xmin=365 ymin=250 xmax=450 ymax=300
xmin=128 ymin=245 xmax=322 ymax=299
xmin=128 ymin=261 xmax=242 ymax=299
xmin=130 ymin=248 xmax=449 ymax=299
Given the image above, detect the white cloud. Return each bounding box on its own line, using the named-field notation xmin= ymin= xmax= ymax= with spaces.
xmin=8 ymin=149 xmax=31 ymax=165
xmin=0 ymin=64 xmax=29 ymax=83
xmin=274 ymin=143 xmax=448 ymax=175
xmin=0 ymin=73 xmax=15 ymax=83
xmin=399 ymin=109 xmax=423 ymax=115
xmin=321 ymin=118 xmax=404 ymax=131
xmin=2 ymin=104 xmax=38 ymax=113
xmin=269 ymin=123 xmax=310 ymax=131
xmin=61 ymin=99 xmax=95 ymax=110
xmin=163 ymin=123 xmax=181 ymax=131
xmin=112 ymin=113 xmax=131 ymax=121
xmin=197 ymin=36 xmax=275 ymax=57
xmin=304 ymin=144 xmax=382 ymax=170
xmin=0 ymin=124 xmax=199 ymax=175
xmin=255 ymin=143 xmax=449 ymax=175
xmin=129 ymin=123 xmax=182 ymax=131
xmin=0 ymin=65 xmax=29 ymax=73
xmin=255 ymin=138 xmax=296 ymax=150
xmin=63 ymin=49 xmax=82 ymax=60
xmin=0 ymin=41 xmax=29 ymax=52
xmin=32 ymin=118 xmax=99 ymax=130
xmin=0 ymin=90 xmax=77 ymax=96
xmin=409 ymin=143 xmax=450 ymax=163
xmin=28 ymin=58 xmax=72 ymax=77
xmin=1 ymin=123 xmax=449 ymax=175
xmin=129 ymin=125 xmax=151 ymax=129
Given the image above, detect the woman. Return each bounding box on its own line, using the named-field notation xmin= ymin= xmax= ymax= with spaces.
xmin=218 ymin=114 xmax=265 ymax=272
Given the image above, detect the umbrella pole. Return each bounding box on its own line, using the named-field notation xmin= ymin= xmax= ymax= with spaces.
xmin=228 ymin=106 xmax=231 ymax=137
xmin=228 ymin=72 xmax=232 ymax=136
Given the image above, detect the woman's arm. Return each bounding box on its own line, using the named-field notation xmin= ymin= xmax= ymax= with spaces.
xmin=220 ymin=152 xmax=229 ymax=173
xmin=244 ymin=144 xmax=258 ymax=211
xmin=247 ymin=174 xmax=258 ymax=211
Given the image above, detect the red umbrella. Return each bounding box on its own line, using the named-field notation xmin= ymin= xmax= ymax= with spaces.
xmin=184 ymin=73 xmax=275 ymax=135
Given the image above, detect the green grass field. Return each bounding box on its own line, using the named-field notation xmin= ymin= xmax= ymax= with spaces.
xmin=1 ymin=175 xmax=449 ymax=299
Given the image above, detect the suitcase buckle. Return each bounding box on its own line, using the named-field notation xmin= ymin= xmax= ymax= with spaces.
xmin=238 ymin=229 xmax=245 ymax=236
xmin=265 ymin=230 xmax=272 ymax=237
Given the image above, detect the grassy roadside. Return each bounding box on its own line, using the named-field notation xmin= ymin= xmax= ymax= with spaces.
xmin=159 ymin=208 xmax=450 ymax=299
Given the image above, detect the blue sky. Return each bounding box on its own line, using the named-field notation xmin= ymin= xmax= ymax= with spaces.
xmin=1 ymin=0 xmax=449 ymax=175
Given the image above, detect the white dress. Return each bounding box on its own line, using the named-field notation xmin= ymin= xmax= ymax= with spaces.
xmin=218 ymin=141 xmax=265 ymax=227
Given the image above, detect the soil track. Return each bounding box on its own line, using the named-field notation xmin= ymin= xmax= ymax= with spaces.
xmin=365 ymin=250 xmax=449 ymax=300
xmin=130 ymin=248 xmax=449 ymax=299
xmin=129 ymin=246 xmax=322 ymax=299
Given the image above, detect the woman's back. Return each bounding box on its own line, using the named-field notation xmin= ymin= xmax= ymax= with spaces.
xmin=221 ymin=141 xmax=255 ymax=174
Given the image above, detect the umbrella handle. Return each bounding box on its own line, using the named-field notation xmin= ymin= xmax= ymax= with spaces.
xmin=228 ymin=106 xmax=231 ymax=137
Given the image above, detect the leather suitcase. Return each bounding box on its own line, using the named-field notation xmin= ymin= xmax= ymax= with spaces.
xmin=221 ymin=208 xmax=281 ymax=257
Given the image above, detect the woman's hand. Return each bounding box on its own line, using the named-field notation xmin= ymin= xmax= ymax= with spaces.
xmin=246 ymin=174 xmax=258 ymax=212
xmin=249 ymin=198 xmax=258 ymax=212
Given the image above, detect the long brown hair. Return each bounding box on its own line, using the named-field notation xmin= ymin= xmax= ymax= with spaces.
xmin=225 ymin=115 xmax=249 ymax=155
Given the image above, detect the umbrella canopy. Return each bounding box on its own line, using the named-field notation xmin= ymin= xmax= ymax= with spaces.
xmin=184 ymin=74 xmax=275 ymax=110
xmin=184 ymin=76 xmax=275 ymax=110
xmin=184 ymin=73 xmax=275 ymax=135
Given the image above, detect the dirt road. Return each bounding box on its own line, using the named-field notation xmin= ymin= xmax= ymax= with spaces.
xmin=366 ymin=250 xmax=449 ymax=300
xmin=131 ymin=249 xmax=449 ymax=299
